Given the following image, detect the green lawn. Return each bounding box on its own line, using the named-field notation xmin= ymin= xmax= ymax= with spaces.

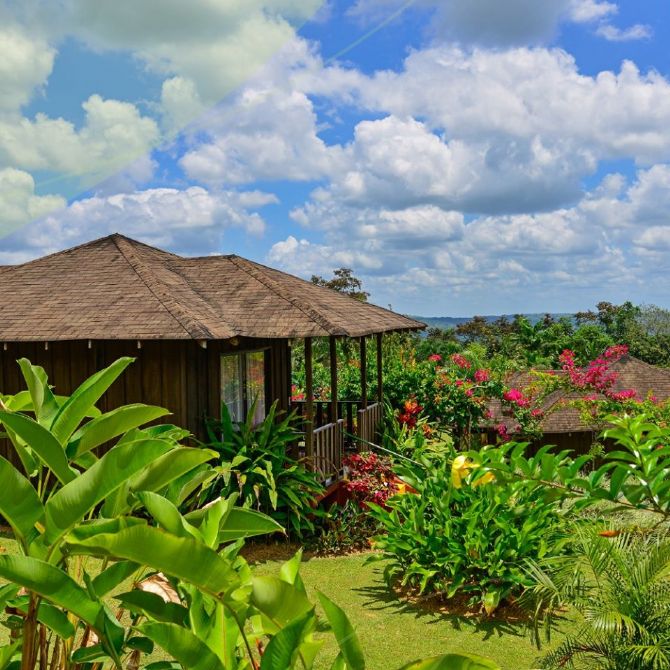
xmin=252 ymin=552 xmax=567 ymax=670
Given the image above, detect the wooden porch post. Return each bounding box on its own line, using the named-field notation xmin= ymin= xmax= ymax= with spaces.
xmin=360 ymin=336 xmax=368 ymax=409
xmin=329 ymin=336 xmax=338 ymax=423
xmin=304 ymin=337 xmax=314 ymax=459
xmin=376 ymin=332 xmax=383 ymax=403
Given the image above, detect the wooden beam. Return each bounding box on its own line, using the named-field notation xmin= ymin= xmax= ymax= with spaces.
xmin=305 ymin=337 xmax=314 ymax=459
xmin=329 ymin=336 xmax=338 ymax=423
xmin=360 ymin=336 xmax=368 ymax=409
xmin=376 ymin=332 xmax=383 ymax=403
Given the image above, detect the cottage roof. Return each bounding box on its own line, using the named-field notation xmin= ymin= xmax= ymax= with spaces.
xmin=487 ymin=355 xmax=670 ymax=434
xmin=0 ymin=234 xmax=424 ymax=341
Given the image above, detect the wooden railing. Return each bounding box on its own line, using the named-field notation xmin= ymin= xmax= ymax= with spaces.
xmin=312 ymin=419 xmax=344 ymax=481
xmin=357 ymin=402 xmax=382 ymax=446
xmin=292 ymin=400 xmax=383 ymax=481
xmin=292 ymin=400 xmax=367 ymax=447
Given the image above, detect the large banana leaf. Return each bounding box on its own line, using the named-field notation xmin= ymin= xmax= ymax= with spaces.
xmin=50 ymin=357 xmax=134 ymax=444
xmin=218 ymin=508 xmax=284 ymax=544
xmin=115 ymin=590 xmax=188 ymax=626
xmin=260 ymin=609 xmax=316 ymax=670
xmin=11 ymin=598 xmax=76 ymax=638
xmin=138 ymin=622 xmax=225 ymax=670
xmin=0 ymin=411 xmax=74 ymax=484
xmin=136 ymin=492 xmax=192 ymax=538
xmin=17 ymin=359 xmax=59 ymax=426
xmin=251 ymin=577 xmax=313 ymax=634
xmin=90 ymin=560 xmax=141 ymax=597
xmin=66 ymin=404 xmax=171 ymax=458
xmin=63 ymin=525 xmax=239 ymax=594
xmin=2 ymin=422 xmax=38 ymax=477
xmin=0 ymin=455 xmax=44 ymax=545
xmin=129 ymin=448 xmax=218 ymax=496
xmin=44 ymin=439 xmax=174 ymax=543
xmin=318 ymin=592 xmax=365 ymax=670
xmin=184 ymin=499 xmax=283 ymax=544
xmin=106 ymin=448 xmax=217 ymax=517
xmin=0 ymin=555 xmax=103 ymax=627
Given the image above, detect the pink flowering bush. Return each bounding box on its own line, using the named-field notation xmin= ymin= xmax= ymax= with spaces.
xmin=558 ymin=345 xmax=631 ymax=398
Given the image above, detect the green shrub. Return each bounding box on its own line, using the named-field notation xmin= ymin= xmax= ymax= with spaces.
xmin=313 ymin=499 xmax=381 ymax=555
xmin=368 ymin=444 xmax=574 ymax=613
xmin=201 ymin=400 xmax=324 ymax=537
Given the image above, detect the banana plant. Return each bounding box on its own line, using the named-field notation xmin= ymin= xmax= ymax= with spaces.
xmin=0 ymin=358 xmax=500 ymax=670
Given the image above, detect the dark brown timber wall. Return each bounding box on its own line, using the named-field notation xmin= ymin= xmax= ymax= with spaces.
xmin=0 ymin=338 xmax=291 ymax=468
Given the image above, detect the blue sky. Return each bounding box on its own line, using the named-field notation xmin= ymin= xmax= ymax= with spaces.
xmin=1 ymin=0 xmax=670 ymax=316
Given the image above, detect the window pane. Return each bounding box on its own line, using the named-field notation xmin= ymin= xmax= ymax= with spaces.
xmin=246 ymin=351 xmax=266 ymax=425
xmin=221 ymin=354 xmax=243 ymax=423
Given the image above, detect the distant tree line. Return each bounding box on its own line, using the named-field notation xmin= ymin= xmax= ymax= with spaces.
xmin=313 ymin=268 xmax=670 ymax=369
xmin=416 ymin=301 xmax=670 ymax=368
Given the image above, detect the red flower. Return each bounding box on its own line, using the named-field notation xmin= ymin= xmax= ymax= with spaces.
xmin=450 ymin=353 xmax=471 ymax=369
xmin=428 ymin=354 xmax=442 ymax=362
xmin=474 ymin=369 xmax=490 ymax=382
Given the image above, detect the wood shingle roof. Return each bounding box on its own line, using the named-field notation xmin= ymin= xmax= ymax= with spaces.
xmin=487 ymin=355 xmax=670 ymax=434
xmin=0 ymin=234 xmax=424 ymax=342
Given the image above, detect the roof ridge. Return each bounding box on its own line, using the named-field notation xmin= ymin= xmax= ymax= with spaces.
xmin=112 ymin=236 xmax=214 ymax=340
xmin=233 ymin=255 xmax=422 ymax=327
xmin=228 ymin=256 xmax=348 ymax=336
xmin=164 ymin=259 xmax=239 ymax=337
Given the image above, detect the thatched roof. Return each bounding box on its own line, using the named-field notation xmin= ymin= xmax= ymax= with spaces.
xmin=487 ymin=355 xmax=670 ymax=434
xmin=0 ymin=234 xmax=424 ymax=342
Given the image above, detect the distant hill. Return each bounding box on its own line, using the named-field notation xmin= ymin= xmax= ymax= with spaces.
xmin=410 ymin=314 xmax=574 ymax=329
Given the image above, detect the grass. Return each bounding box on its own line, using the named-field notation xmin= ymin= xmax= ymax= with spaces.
xmin=251 ymin=551 xmax=569 ymax=670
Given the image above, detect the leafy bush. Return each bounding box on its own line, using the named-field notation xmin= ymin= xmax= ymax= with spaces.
xmin=201 ymin=400 xmax=324 ymax=537
xmin=472 ymin=413 xmax=670 ymax=522
xmin=368 ymin=443 xmax=574 ymax=613
xmin=527 ymin=529 xmax=670 ymax=670
xmin=0 ymin=358 xmax=501 ymax=670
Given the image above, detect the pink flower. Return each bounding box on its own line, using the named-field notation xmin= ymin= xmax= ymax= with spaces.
xmin=450 ymin=353 xmax=471 ymax=369
xmin=503 ymin=388 xmax=530 ymax=408
xmin=428 ymin=354 xmax=442 ymax=362
xmin=474 ymin=369 xmax=490 ymax=383
xmin=531 ymin=408 xmax=544 ymax=418
xmin=604 ymin=345 xmax=629 ymax=360
xmin=465 ymin=389 xmax=474 ymax=397
xmin=608 ymin=389 xmax=637 ymax=402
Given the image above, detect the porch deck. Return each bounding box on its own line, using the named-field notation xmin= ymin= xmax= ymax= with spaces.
xmin=292 ymin=400 xmax=383 ymax=481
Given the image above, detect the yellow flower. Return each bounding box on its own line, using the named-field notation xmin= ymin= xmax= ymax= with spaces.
xmin=472 ymin=471 xmax=496 ymax=488
xmin=396 ymin=482 xmax=408 ymax=495
xmin=451 ymin=455 xmax=475 ymax=489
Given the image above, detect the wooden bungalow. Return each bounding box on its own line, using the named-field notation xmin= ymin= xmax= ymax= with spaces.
xmin=484 ymin=355 xmax=670 ymax=452
xmin=0 ymin=234 xmax=424 ymax=478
